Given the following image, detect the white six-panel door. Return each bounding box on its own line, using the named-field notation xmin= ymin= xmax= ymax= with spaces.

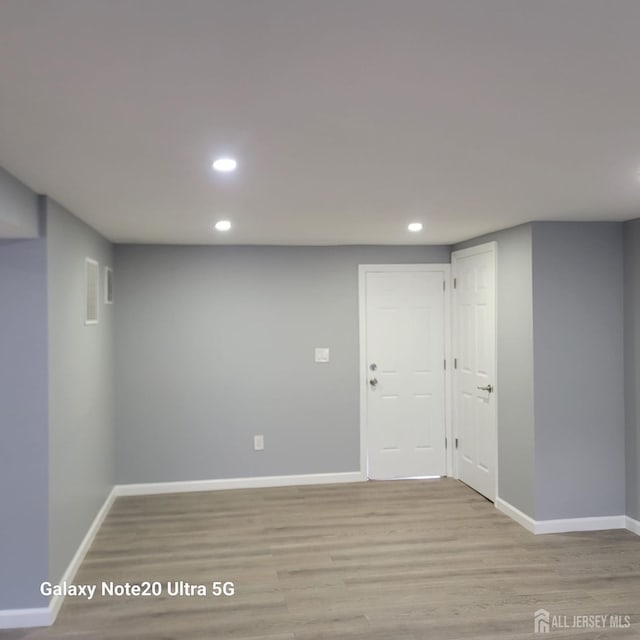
xmin=452 ymin=243 xmax=497 ymax=501
xmin=360 ymin=265 xmax=449 ymax=480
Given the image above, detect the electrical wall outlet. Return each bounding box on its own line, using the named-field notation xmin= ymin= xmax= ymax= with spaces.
xmin=254 ymin=435 xmax=264 ymax=451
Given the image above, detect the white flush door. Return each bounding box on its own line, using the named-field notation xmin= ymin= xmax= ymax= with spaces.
xmin=362 ymin=266 xmax=448 ymax=480
xmin=452 ymin=243 xmax=497 ymax=501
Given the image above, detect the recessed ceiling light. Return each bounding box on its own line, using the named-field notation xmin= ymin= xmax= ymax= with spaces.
xmin=408 ymin=222 xmax=423 ymax=232
xmin=214 ymin=220 xmax=231 ymax=231
xmin=212 ymin=157 xmax=237 ymax=172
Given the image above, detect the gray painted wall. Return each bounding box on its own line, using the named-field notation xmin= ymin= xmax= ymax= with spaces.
xmin=0 ymin=238 xmax=49 ymax=609
xmin=114 ymin=245 xmax=450 ymax=483
xmin=453 ymin=224 xmax=536 ymax=517
xmin=532 ymin=222 xmax=626 ymax=520
xmin=0 ymin=167 xmax=39 ymax=239
xmin=47 ymin=199 xmax=115 ymax=584
xmin=624 ymin=218 xmax=640 ymax=521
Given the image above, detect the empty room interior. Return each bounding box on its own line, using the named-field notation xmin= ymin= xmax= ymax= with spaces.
xmin=1 ymin=1 xmax=640 ymax=638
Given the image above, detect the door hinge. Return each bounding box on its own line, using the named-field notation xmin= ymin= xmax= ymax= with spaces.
xmin=444 ymin=359 xmax=446 ymax=370
xmin=453 ymin=277 xmax=457 ymax=289
xmin=454 ymin=358 xmax=458 ymax=369
xmin=443 ymin=280 xmax=446 ymax=292
xmin=445 ymin=437 xmax=448 ymax=449
xmin=455 ymin=438 xmax=459 ymax=449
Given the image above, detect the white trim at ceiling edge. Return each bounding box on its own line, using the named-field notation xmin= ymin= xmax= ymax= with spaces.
xmin=0 ymin=487 xmax=117 ymax=630
xmin=496 ymin=497 xmax=636 ymax=535
xmin=114 ymin=471 xmax=365 ymax=497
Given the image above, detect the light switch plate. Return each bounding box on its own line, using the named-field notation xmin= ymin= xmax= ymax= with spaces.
xmin=315 ymin=347 xmax=330 ymax=363
xmin=254 ymin=435 xmax=264 ymax=451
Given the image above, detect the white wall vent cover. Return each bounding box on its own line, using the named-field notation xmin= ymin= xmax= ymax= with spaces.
xmin=85 ymin=258 xmax=99 ymax=325
xmin=105 ymin=266 xmax=114 ymax=304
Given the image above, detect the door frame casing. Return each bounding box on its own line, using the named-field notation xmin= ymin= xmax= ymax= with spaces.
xmin=358 ymin=264 xmax=453 ymax=479
xmin=450 ymin=242 xmax=498 ymax=499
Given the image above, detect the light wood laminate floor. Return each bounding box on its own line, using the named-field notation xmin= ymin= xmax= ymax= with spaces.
xmin=1 ymin=478 xmax=639 ymax=639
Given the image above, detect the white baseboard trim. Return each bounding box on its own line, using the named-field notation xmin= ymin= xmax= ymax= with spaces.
xmin=535 ymin=515 xmax=627 ymax=535
xmin=114 ymin=471 xmax=366 ymax=497
xmin=49 ymin=487 xmax=117 ymax=622
xmin=0 ymin=607 xmax=51 ymax=630
xmin=0 ymin=486 xmax=116 ymax=630
xmin=626 ymin=516 xmax=640 ymax=535
xmin=496 ymin=497 xmax=631 ymax=535
xmin=495 ymin=497 xmax=536 ymax=533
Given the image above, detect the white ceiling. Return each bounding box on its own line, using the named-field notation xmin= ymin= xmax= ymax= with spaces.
xmin=1 ymin=0 xmax=640 ymax=245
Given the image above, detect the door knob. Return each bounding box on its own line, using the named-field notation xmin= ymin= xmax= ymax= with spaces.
xmin=477 ymin=384 xmax=493 ymax=393
xmin=369 ymin=378 xmax=378 ymax=387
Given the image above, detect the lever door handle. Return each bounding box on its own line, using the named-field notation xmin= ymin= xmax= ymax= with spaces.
xmin=477 ymin=384 xmax=493 ymax=393
xmin=369 ymin=378 xmax=378 ymax=387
